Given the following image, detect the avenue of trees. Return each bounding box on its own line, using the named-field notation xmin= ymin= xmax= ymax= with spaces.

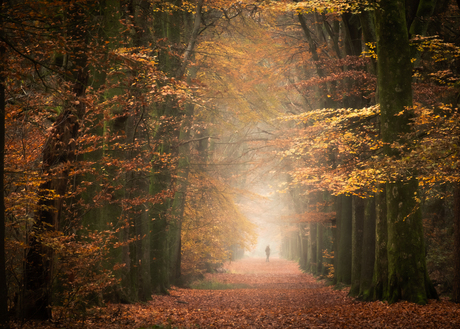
xmin=277 ymin=0 xmax=460 ymax=306
xmin=1 ymin=0 xmax=460 ymax=326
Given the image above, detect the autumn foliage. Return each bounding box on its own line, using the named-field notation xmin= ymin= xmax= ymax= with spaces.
xmin=2 ymin=0 xmax=460 ymax=327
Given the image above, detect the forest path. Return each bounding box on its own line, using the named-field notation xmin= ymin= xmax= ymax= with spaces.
xmin=139 ymin=257 xmax=350 ymax=328
xmin=108 ymin=258 xmax=460 ymax=328
xmin=18 ymin=258 xmax=460 ymax=328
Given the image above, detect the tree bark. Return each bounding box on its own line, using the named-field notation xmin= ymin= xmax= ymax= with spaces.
xmin=309 ymin=222 xmax=317 ymax=274
xmin=349 ymin=196 xmax=365 ymax=296
xmin=373 ymin=187 xmax=388 ymax=300
xmin=298 ymin=13 xmax=334 ymax=108
xmin=409 ymin=0 xmax=437 ymax=37
xmin=332 ymin=194 xmax=341 ymax=284
xmin=359 ymin=196 xmax=376 ymax=300
xmin=375 ymin=0 xmax=437 ymax=304
xmin=316 ymin=223 xmax=323 ymax=275
xmin=452 ymin=184 xmax=460 ymax=302
xmin=0 ymin=0 xmax=9 ymax=324
xmin=300 ymin=226 xmax=309 ymax=271
xmin=336 ymin=195 xmax=352 ymax=284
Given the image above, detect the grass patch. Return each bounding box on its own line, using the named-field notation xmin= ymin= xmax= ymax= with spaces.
xmin=190 ymin=279 xmax=251 ymax=290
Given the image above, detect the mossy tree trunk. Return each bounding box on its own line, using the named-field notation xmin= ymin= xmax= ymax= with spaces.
xmin=375 ymin=0 xmax=437 ymax=304
xmin=349 ymin=196 xmax=365 ymax=296
xmin=359 ymin=196 xmax=376 ymax=300
xmin=82 ymin=0 xmax=130 ymax=303
xmin=168 ymin=0 xmax=203 ymax=284
xmin=373 ymin=187 xmax=388 ymax=300
xmin=300 ymin=226 xmax=309 ymax=271
xmin=336 ymin=195 xmax=352 ymax=284
xmin=149 ymin=0 xmax=182 ymax=292
xmin=318 ymin=192 xmax=333 ymax=277
xmin=168 ymin=106 xmax=192 ymax=285
xmin=309 ymin=223 xmax=317 ymax=274
xmin=289 ymin=188 xmax=308 ymax=270
xmin=127 ymin=0 xmax=158 ymax=302
xmin=316 ymin=223 xmax=323 ymax=275
xmin=453 ymin=185 xmax=460 ymax=302
xmin=332 ymin=194 xmax=341 ymax=284
xmin=0 ymin=2 xmax=8 ymax=324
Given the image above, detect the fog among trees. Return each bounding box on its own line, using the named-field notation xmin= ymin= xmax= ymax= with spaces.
xmin=1 ymin=0 xmax=460 ymax=326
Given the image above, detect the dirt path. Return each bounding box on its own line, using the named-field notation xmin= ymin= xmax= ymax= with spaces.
xmin=16 ymin=258 xmax=460 ymax=328
xmin=106 ymin=257 xmax=460 ymax=328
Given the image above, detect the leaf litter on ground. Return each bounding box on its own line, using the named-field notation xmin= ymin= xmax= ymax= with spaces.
xmin=13 ymin=258 xmax=460 ymax=328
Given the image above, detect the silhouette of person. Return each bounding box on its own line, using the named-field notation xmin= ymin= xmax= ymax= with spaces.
xmin=265 ymin=245 xmax=271 ymax=262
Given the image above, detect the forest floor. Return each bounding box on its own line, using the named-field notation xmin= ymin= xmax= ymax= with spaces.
xmin=15 ymin=258 xmax=460 ymax=328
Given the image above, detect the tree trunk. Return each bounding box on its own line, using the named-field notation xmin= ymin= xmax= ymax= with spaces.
xmin=298 ymin=13 xmax=334 ymax=108
xmin=321 ymin=192 xmax=334 ymax=277
xmin=149 ymin=0 xmax=202 ymax=290
xmin=452 ymin=184 xmax=460 ymax=302
xmin=373 ymin=187 xmax=388 ymax=300
xmin=83 ymin=0 xmax=127 ymax=303
xmin=168 ymin=122 xmax=192 ymax=285
xmin=316 ymin=223 xmax=323 ymax=275
xmin=0 ymin=0 xmax=9 ymax=323
xmin=349 ymin=196 xmax=365 ymax=296
xmin=300 ymin=227 xmax=309 ymax=271
xmin=408 ymin=0 xmax=437 ymax=37
xmin=309 ymin=223 xmax=317 ymax=274
xmin=359 ymin=10 xmax=376 ymax=70
xmin=336 ymin=195 xmax=352 ymax=284
xmin=359 ymin=196 xmax=376 ymax=300
xmin=332 ymin=194 xmax=341 ymax=284
xmin=375 ymin=0 xmax=436 ymax=304
xmin=23 ymin=2 xmax=90 ymax=316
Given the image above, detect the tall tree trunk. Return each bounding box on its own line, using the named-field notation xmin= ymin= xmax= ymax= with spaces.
xmin=300 ymin=226 xmax=308 ymax=271
xmin=359 ymin=11 xmax=377 ymax=77
xmin=149 ymin=2 xmax=180 ymax=293
xmin=298 ymin=13 xmax=334 ymax=108
xmin=359 ymin=196 xmax=376 ymax=300
xmin=309 ymin=223 xmax=317 ymax=274
xmin=321 ymin=192 xmax=334 ymax=277
xmin=349 ymin=196 xmax=365 ymax=296
xmin=168 ymin=114 xmax=192 ymax=285
xmin=373 ymin=187 xmax=388 ymax=300
xmin=375 ymin=0 xmax=437 ymax=304
xmin=168 ymin=0 xmax=203 ymax=286
xmin=81 ymin=0 xmax=127 ymax=303
xmin=408 ymin=0 xmax=437 ymax=37
xmin=149 ymin=0 xmax=204 ymax=290
xmin=316 ymin=223 xmax=323 ymax=275
xmin=0 ymin=0 xmax=9 ymax=324
xmin=24 ymin=3 xmax=89 ymax=318
xmin=336 ymin=195 xmax=352 ymax=284
xmin=332 ymin=194 xmax=341 ymax=284
xmin=341 ymin=13 xmax=364 ymax=109
xmin=453 ymin=184 xmax=460 ymax=302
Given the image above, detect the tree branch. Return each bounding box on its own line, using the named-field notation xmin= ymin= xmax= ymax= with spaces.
xmin=176 ymin=0 xmax=204 ymax=79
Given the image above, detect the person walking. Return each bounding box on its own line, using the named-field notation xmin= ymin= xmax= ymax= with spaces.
xmin=265 ymin=245 xmax=271 ymax=262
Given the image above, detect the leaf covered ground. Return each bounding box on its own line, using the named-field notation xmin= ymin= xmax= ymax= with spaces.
xmin=15 ymin=258 xmax=460 ymax=328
